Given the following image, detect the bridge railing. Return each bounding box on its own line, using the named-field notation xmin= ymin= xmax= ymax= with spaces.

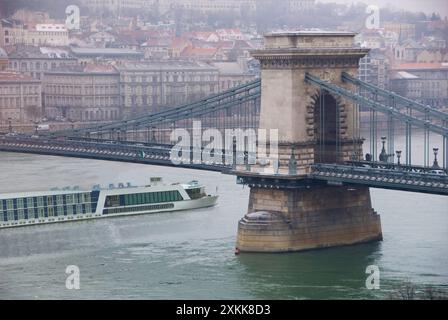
xmin=311 ymin=162 xmax=448 ymax=196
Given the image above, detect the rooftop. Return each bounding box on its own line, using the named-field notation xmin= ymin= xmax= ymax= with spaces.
xmin=180 ymin=46 xmax=218 ymax=58
xmin=212 ymin=61 xmax=247 ymax=75
xmin=262 ymin=30 xmax=359 ymax=50
xmin=6 ymin=45 xmax=75 ymax=59
xmin=392 ymin=62 xmax=448 ymax=71
xmin=265 ymin=30 xmax=357 ymax=37
xmin=35 ymin=24 xmax=67 ymax=32
xmin=115 ymin=60 xmax=217 ymax=71
xmin=70 ymin=47 xmax=144 ymax=57
xmin=46 ymin=63 xmax=118 ymax=75
xmin=391 ymin=71 xmax=420 ymax=80
xmin=0 ymin=71 xmax=40 ymax=82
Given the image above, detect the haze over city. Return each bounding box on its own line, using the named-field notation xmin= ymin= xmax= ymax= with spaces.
xmin=0 ymin=0 xmax=447 ymax=304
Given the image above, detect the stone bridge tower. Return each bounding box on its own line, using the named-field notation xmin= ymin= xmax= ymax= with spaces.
xmin=235 ymin=31 xmax=382 ymax=252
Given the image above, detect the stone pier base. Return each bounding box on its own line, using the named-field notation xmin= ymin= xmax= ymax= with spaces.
xmin=236 ymin=185 xmax=382 ymax=252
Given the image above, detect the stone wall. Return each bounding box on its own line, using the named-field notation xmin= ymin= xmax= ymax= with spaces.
xmin=237 ymin=185 xmax=383 ymax=252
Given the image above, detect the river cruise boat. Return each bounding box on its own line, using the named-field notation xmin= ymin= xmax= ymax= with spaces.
xmin=0 ymin=178 xmax=217 ymax=229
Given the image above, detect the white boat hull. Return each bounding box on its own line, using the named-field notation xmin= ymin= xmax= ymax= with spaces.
xmin=0 ymin=196 xmax=218 ymax=229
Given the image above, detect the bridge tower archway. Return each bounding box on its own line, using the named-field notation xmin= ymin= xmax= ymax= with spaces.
xmin=313 ymin=91 xmax=340 ymax=164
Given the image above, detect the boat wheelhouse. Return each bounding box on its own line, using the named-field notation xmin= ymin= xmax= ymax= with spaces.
xmin=0 ymin=178 xmax=217 ymax=229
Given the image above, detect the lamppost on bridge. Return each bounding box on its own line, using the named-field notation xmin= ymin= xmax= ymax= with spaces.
xmin=68 ymin=118 xmax=75 ymax=131
xmin=396 ymin=150 xmax=402 ymax=165
xmin=379 ymin=136 xmax=395 ymax=163
xmin=30 ymin=120 xmax=39 ymax=135
xmin=379 ymin=136 xmax=388 ymax=162
xmin=7 ymin=117 xmax=12 ymax=134
xmin=432 ymin=148 xmax=440 ymax=169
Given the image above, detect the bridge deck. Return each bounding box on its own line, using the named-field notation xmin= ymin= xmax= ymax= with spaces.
xmin=1 ymin=136 xmax=447 ymax=196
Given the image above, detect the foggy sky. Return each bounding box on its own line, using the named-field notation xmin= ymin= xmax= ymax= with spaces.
xmin=317 ymin=0 xmax=448 ymax=18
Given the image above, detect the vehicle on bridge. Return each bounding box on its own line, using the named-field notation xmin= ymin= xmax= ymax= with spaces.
xmin=0 ymin=178 xmax=218 ymax=229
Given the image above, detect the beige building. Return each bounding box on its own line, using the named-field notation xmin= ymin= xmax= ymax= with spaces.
xmin=0 ymin=19 xmax=26 ymax=47
xmin=43 ymin=64 xmax=121 ymax=122
xmin=0 ymin=47 xmax=8 ymax=71
xmin=212 ymin=60 xmax=258 ymax=91
xmin=390 ymin=63 xmax=448 ymax=107
xmin=416 ymin=49 xmax=448 ymax=63
xmin=7 ymin=45 xmax=78 ymax=80
xmin=0 ymin=72 xmax=42 ymax=125
xmin=116 ymin=61 xmax=219 ymax=117
xmin=0 ymin=20 xmax=69 ymax=47
xmin=26 ymin=24 xmax=69 ymax=47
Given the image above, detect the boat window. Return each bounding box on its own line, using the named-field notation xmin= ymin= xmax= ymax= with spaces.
xmin=27 ymin=198 xmax=33 ymax=208
xmin=37 ymin=197 xmax=44 ymax=207
xmin=76 ymin=204 xmax=83 ymax=214
xmin=7 ymin=210 xmax=14 ymax=221
xmin=106 ymin=195 xmax=120 ymax=207
xmin=56 ymin=195 xmax=63 ymax=205
xmin=186 ymin=188 xmax=203 ymax=200
xmin=67 ymin=205 xmax=73 ymax=215
xmin=16 ymin=198 xmax=24 ymax=209
xmin=47 ymin=196 xmax=54 ymax=206
xmin=38 ymin=208 xmax=45 ymax=218
xmin=85 ymin=203 xmax=92 ymax=213
xmin=6 ymin=199 xmax=13 ymax=210
xmin=28 ymin=208 xmax=36 ymax=219
xmin=18 ymin=209 xmax=25 ymax=220
xmin=57 ymin=206 xmax=64 ymax=216
xmin=48 ymin=207 xmax=54 ymax=217
xmin=66 ymin=195 xmax=73 ymax=204
xmin=0 ymin=201 xmax=3 ymax=212
xmin=103 ymin=203 xmax=175 ymax=215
